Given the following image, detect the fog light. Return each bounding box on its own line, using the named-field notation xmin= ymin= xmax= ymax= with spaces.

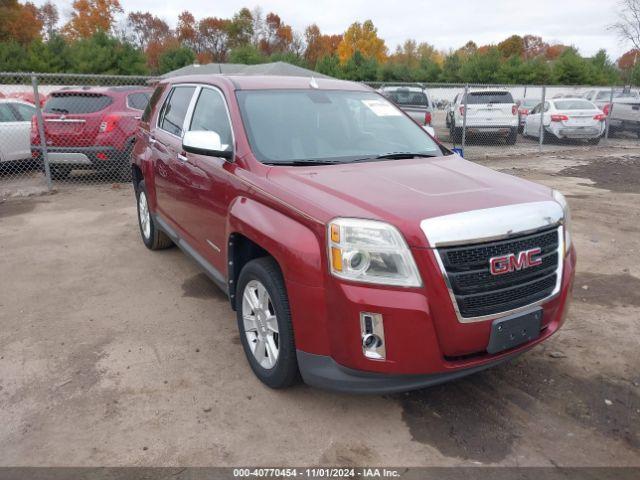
xmin=360 ymin=312 xmax=385 ymax=360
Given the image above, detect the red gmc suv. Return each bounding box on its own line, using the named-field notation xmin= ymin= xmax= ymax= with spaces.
xmin=32 ymin=86 xmax=152 ymax=180
xmin=130 ymin=75 xmax=576 ymax=393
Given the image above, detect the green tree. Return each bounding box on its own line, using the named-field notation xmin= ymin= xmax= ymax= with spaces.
xmin=459 ymin=47 xmax=501 ymax=83
xmin=589 ymin=50 xmax=619 ymax=85
xmin=340 ymin=50 xmax=378 ymax=81
xmin=26 ymin=35 xmax=72 ymax=72
xmin=67 ymin=31 xmax=147 ymax=74
xmin=552 ymin=48 xmax=592 ymax=84
xmin=0 ymin=41 xmax=29 ymax=71
xmin=315 ymin=54 xmax=341 ymax=77
xmin=228 ymin=44 xmax=264 ymax=64
xmin=157 ymin=45 xmax=196 ymax=74
xmin=440 ymin=53 xmax=463 ymax=82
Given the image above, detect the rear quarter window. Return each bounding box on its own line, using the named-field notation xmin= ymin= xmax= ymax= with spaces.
xmin=44 ymin=94 xmax=113 ymax=114
xmin=127 ymin=92 xmax=150 ymax=111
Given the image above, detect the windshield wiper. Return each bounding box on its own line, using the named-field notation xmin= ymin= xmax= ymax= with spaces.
xmin=50 ymin=108 xmax=69 ymax=114
xmin=265 ymin=159 xmax=344 ymax=166
xmin=344 ymin=152 xmax=438 ymax=163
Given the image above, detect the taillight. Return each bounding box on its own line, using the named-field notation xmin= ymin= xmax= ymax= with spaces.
xmin=31 ymin=115 xmax=37 ymax=131
xmin=550 ymin=114 xmax=569 ymax=122
xmin=424 ymin=111 xmax=432 ymax=125
xmin=593 ymin=113 xmax=607 ymax=121
xmin=459 ymin=106 xmax=465 ymax=116
xmin=99 ymin=114 xmax=120 ymax=133
xmin=602 ymin=103 xmax=611 ymax=116
xmin=512 ymin=105 xmax=517 ymax=115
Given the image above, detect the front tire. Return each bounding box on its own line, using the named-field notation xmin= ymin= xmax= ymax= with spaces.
xmin=236 ymin=257 xmax=300 ymax=389
xmin=136 ymin=180 xmax=173 ymax=250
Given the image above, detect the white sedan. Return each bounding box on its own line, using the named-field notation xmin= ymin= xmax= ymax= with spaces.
xmin=523 ymin=98 xmax=606 ymax=143
xmin=0 ymin=99 xmax=36 ymax=166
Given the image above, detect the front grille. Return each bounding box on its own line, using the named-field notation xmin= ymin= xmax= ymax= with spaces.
xmin=438 ymin=228 xmax=560 ymax=318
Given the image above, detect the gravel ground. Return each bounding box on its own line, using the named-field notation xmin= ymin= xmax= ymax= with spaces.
xmin=0 ymin=145 xmax=638 ymax=467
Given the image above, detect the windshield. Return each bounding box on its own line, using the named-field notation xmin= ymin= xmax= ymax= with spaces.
xmin=236 ymin=90 xmax=442 ymax=164
xmin=554 ymin=100 xmax=596 ymax=110
xmin=385 ymin=89 xmax=429 ymax=107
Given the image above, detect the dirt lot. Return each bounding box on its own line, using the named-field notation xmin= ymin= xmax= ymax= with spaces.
xmin=0 ymin=146 xmax=639 ymax=467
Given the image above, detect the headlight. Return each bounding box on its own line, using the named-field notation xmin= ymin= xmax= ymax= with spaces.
xmin=328 ymin=218 xmax=422 ymax=287
xmin=553 ymin=190 xmax=572 ymax=255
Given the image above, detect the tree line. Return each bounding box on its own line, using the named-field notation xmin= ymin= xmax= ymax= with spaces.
xmin=1 ymin=0 xmax=640 ymax=85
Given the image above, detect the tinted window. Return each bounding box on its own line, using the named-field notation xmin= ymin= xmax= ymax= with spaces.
xmin=236 ymin=90 xmax=442 ymax=164
xmin=127 ymin=92 xmax=150 ymax=111
xmin=0 ymin=104 xmax=18 ymax=122
xmin=189 ymin=88 xmax=232 ymax=147
xmin=44 ymin=93 xmax=113 ymax=114
xmin=554 ymin=100 xmax=596 ymax=110
xmin=385 ymin=90 xmax=428 ymax=107
xmin=159 ymin=86 xmax=196 ymax=136
xmin=13 ymin=103 xmax=35 ymax=121
xmin=142 ymin=86 xmax=164 ymax=123
xmin=465 ymin=92 xmax=514 ymax=104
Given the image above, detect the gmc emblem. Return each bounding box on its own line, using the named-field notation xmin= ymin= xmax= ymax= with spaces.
xmin=489 ymin=248 xmax=542 ymax=276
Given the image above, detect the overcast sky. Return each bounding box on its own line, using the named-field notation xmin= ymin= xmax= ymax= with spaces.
xmin=38 ymin=0 xmax=631 ymax=59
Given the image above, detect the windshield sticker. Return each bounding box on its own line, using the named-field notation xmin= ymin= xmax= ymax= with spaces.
xmin=362 ymin=99 xmax=402 ymax=117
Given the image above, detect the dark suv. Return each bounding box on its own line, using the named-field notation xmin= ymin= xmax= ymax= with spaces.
xmin=31 ymin=86 xmax=152 ymax=180
xmin=131 ymin=75 xmax=575 ymax=393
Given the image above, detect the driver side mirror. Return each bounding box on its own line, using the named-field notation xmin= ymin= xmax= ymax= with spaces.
xmin=182 ymin=130 xmax=233 ymax=160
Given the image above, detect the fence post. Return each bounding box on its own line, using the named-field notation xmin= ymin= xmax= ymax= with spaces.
xmin=538 ymin=85 xmax=547 ymax=152
xmin=31 ymin=74 xmax=51 ymax=189
xmin=604 ymin=86 xmax=615 ymax=143
xmin=461 ymin=84 xmax=468 ymax=153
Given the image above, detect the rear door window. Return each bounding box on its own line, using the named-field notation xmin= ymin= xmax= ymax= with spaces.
xmin=0 ymin=104 xmax=19 ymax=122
xmin=127 ymin=92 xmax=150 ymax=111
xmin=13 ymin=103 xmax=36 ymax=121
xmin=465 ymin=92 xmax=514 ymax=104
xmin=158 ymin=86 xmax=196 ymax=137
xmin=44 ymin=94 xmax=113 ymax=114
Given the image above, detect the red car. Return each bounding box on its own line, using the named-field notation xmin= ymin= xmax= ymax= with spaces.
xmin=31 ymin=86 xmax=151 ymax=180
xmin=131 ymin=75 xmax=576 ymax=393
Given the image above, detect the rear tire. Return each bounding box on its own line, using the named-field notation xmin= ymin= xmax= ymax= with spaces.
xmin=450 ymin=124 xmax=462 ymax=143
xmin=236 ymin=257 xmax=300 ymax=389
xmin=50 ymin=165 xmax=71 ymax=180
xmin=506 ymin=128 xmax=518 ymax=145
xmin=136 ymin=180 xmax=173 ymax=250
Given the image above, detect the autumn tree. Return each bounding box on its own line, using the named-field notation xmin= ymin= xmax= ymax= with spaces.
xmin=337 ymin=20 xmax=387 ymax=64
xmin=257 ymin=13 xmax=293 ymax=55
xmin=38 ymin=1 xmax=59 ymax=40
xmin=523 ymin=35 xmax=548 ymax=59
xmin=497 ymin=35 xmax=524 ymax=59
xmin=63 ymin=0 xmax=123 ymax=39
xmin=304 ymin=24 xmax=341 ymax=68
xmin=177 ymin=11 xmax=198 ymax=50
xmin=618 ymin=48 xmax=640 ymax=71
xmin=0 ymin=0 xmax=43 ymax=45
xmin=198 ymin=17 xmax=230 ymax=62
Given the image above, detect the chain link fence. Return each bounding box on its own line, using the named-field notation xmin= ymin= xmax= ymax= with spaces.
xmin=1 ymin=72 xmax=639 ymax=199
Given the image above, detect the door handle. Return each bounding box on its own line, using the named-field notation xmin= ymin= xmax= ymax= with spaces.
xmin=177 ymin=152 xmax=188 ymax=162
xmin=149 ymin=136 xmax=157 ymax=145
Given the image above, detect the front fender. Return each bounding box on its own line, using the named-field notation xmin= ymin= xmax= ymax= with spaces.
xmin=227 ymin=197 xmax=331 ymax=355
xmin=227 ymin=197 xmax=324 ymax=287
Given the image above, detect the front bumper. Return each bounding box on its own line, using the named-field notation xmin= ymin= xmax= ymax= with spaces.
xmin=290 ymin=247 xmax=575 ymax=393
xmin=297 ymin=347 xmax=526 ymax=394
xmin=31 ymin=146 xmax=126 ymax=168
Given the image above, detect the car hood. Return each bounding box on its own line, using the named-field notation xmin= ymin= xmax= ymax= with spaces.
xmin=266 ymin=154 xmax=553 ymax=247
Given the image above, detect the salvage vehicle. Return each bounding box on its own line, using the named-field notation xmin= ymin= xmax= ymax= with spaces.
xmin=130 ymin=75 xmax=576 ymax=393
xmin=31 ymin=86 xmax=152 ymax=180
xmin=446 ymin=89 xmax=519 ymax=144
xmin=584 ymin=88 xmax=640 ymax=137
xmin=0 ymin=99 xmax=36 ymax=172
xmin=379 ymin=85 xmax=434 ymax=126
xmin=523 ymin=98 xmax=605 ymax=143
